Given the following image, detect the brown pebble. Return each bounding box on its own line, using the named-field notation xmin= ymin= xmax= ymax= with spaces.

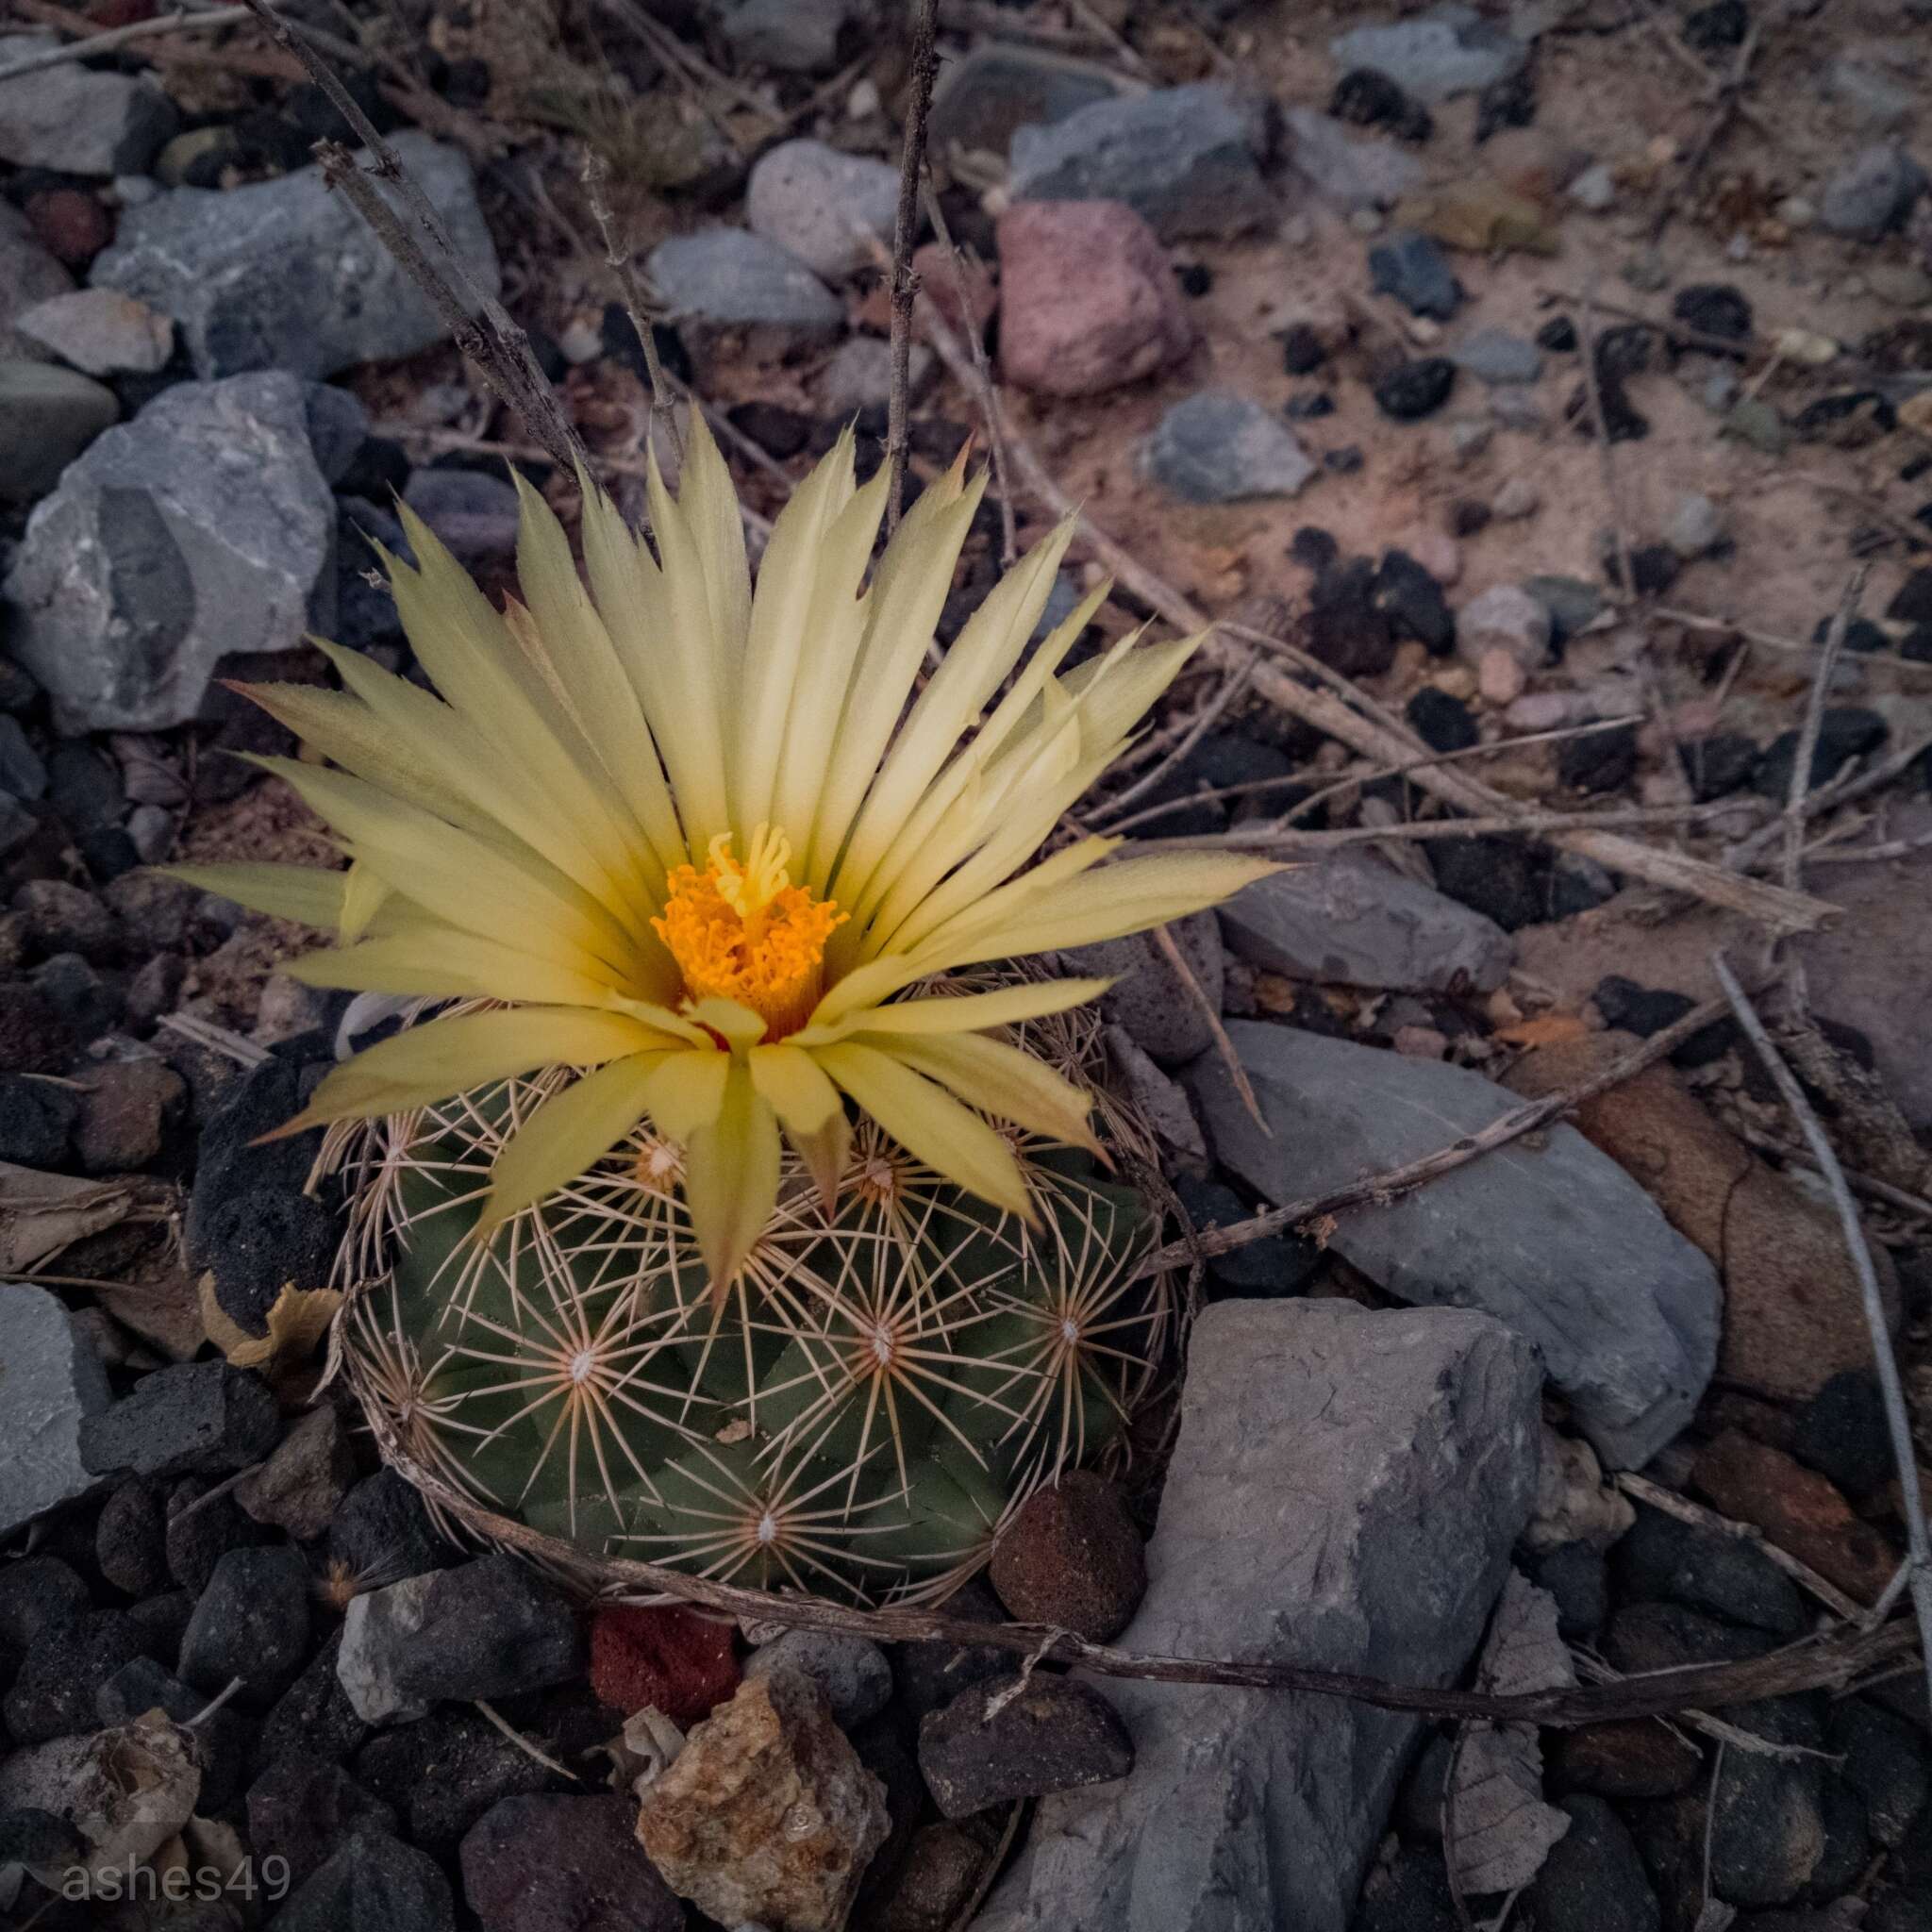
xmin=989 ymin=1471 xmax=1146 ymax=1641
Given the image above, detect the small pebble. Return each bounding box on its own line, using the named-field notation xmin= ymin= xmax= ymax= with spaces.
xmin=1479 ymin=648 xmax=1528 ymax=705
xmin=1493 ymin=475 xmax=1541 ymax=520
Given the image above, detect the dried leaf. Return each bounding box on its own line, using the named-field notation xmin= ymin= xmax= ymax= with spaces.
xmin=0 ymin=1161 xmax=165 ymax=1274
xmin=603 ymin=1706 xmax=687 ymax=1798
xmin=198 ymin=1274 xmax=342 ymax=1374
xmin=1693 ymin=1902 xmax=1739 ymax=1932
xmin=1448 ymin=1573 xmax=1576 ymax=1896
xmin=93 ymin=1261 xmax=207 ymax=1363
xmin=1493 ymin=1014 xmax=1591 ymax=1049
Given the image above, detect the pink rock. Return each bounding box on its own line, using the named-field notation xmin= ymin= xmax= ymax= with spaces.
xmin=997 ymin=200 xmax=1194 ymax=398
xmin=1478 ymin=647 xmax=1527 ymax=706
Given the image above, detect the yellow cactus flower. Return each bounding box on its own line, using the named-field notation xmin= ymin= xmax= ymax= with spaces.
xmin=169 ymin=420 xmax=1273 ymax=1290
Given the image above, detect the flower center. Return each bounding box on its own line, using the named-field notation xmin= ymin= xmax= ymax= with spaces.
xmin=653 ymin=824 xmax=846 ymax=1040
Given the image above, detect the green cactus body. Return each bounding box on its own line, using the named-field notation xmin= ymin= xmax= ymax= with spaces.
xmin=338 ymin=1016 xmax=1170 ymax=1605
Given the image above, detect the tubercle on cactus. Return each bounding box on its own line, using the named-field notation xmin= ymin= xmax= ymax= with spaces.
xmin=333 ymin=998 xmax=1175 ymax=1607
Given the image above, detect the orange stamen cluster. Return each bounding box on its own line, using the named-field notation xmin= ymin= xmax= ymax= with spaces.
xmin=654 ymin=825 xmax=845 ymax=1040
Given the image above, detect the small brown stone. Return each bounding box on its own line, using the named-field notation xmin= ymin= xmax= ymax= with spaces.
xmin=864 ymin=1822 xmax=994 ymax=1932
xmin=1549 ymin=1720 xmax=1703 ymax=1799
xmin=636 ymin=1667 xmax=890 ymax=1932
xmin=996 ymin=200 xmax=1194 ymax=399
xmin=24 ymin=188 xmax=113 ymax=269
xmin=72 ymin=1058 xmax=186 ymax=1174
xmin=1692 ymin=1429 xmax=1899 ymax=1605
xmin=1503 ymin=1034 xmax=1898 ymax=1401
xmin=989 ymin=1471 xmax=1146 ymax=1641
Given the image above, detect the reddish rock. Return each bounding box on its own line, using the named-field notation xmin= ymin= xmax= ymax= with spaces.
xmin=1503 ymin=1033 xmax=1898 ymax=1402
xmin=1691 ymin=1429 xmax=1898 ymax=1606
xmin=460 ymin=1793 xmax=683 ymax=1932
xmin=589 ymin=1603 xmax=739 ymax=1724
xmin=25 ymin=190 xmax=114 ymax=271
xmin=1549 ymin=1720 xmax=1703 ymax=1799
xmin=989 ymin=1471 xmax=1146 ymax=1641
xmin=996 ymin=200 xmax=1193 ymax=398
xmin=914 ymin=242 xmax=996 ymax=342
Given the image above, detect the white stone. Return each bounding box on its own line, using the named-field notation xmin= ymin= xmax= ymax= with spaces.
xmin=1457 ymin=582 xmax=1554 ymax=670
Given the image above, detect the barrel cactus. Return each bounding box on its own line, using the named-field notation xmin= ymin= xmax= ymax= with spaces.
xmin=175 ymin=418 xmax=1269 ymax=1602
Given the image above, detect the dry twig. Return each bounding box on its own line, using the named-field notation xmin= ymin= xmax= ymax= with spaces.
xmin=0 ymin=3 xmax=253 ymax=80
xmin=1711 ymin=953 xmax=1932 ymax=1714
xmin=1782 ymin=569 xmax=1870 ymax=899
xmin=580 ymin=153 xmax=681 ymax=462
xmin=884 ymin=0 xmax=941 ymax=532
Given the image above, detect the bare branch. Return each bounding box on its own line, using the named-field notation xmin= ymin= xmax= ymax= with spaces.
xmin=884 ymin=0 xmax=941 ymax=532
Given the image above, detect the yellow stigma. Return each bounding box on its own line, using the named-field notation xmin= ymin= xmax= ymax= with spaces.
xmin=653 ymin=824 xmax=846 ymax=1040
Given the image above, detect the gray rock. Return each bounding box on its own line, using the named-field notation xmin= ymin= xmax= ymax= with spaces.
xmin=0 ymin=359 xmax=119 ymax=505
xmin=1826 ymin=58 xmax=1918 ymax=132
xmin=1457 ymin=582 xmax=1554 ymax=670
xmin=921 ymin=1675 xmax=1134 ymax=1817
xmin=976 ymin=1299 xmax=1541 ymax=1932
xmin=1452 ymin=327 xmax=1542 ymax=386
xmin=338 ymin=1572 xmax=439 ymax=1725
xmin=1142 ymin=392 xmax=1316 ymax=504
xmin=1523 ymin=574 xmax=1606 ymax=645
xmin=1329 ymin=5 xmax=1528 ymax=104
xmin=930 ymin=44 xmax=1124 ymax=161
xmin=272 ymin=1828 xmax=456 ymax=1932
xmin=1061 ymin=909 xmax=1224 ymax=1065
xmin=12 ymin=290 xmax=173 ymax=376
xmin=91 ymin=131 xmax=500 ymax=378
xmin=178 ymin=1543 xmax=312 ymax=1705
xmin=80 ymin=1359 xmax=282 ymax=1481
xmin=302 ymin=383 xmax=369 ymax=487
xmin=1 ymin=202 xmax=75 ymax=358
xmin=819 ymin=334 xmax=934 ymax=415
xmin=710 ymin=0 xmax=858 ymax=75
xmin=2 ymin=372 xmax=335 ymax=732
xmin=744 ymin=1629 xmax=893 ymax=1729
xmin=1663 ymin=491 xmax=1726 ymax=559
xmin=386 ymin=1555 xmax=584 ymax=1707
xmin=1104 ymin=1026 xmax=1208 ymax=1166
xmin=402 ymin=466 xmax=521 ymax=562
xmin=1818 ymin=142 xmax=1929 ymax=240
xmin=1370 ymin=231 xmax=1463 ymax=321
xmin=1187 ymin=1026 xmax=1720 ymax=1467
xmin=1283 ymin=108 xmax=1426 ymax=213
xmin=0 ymin=717 xmax=47 ymax=800
xmin=746 ymin=138 xmax=900 ymax=281
xmin=644 ymin=227 xmax=843 ymax=372
xmin=0 ymin=35 xmax=177 ymax=176
xmin=1568 ymin=163 xmax=1616 ymax=211
xmin=0 ymin=1283 xmax=112 ymax=1541
xmin=1008 ymin=84 xmax=1275 ymax=242
xmin=1219 ymin=853 xmax=1512 ymax=993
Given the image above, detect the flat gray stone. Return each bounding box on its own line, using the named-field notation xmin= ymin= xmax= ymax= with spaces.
xmin=0 ymin=35 xmax=177 ymax=176
xmin=744 ymin=1629 xmax=893 ymax=1729
xmin=1186 ymin=1025 xmax=1720 ymax=1468
xmin=930 ymin=44 xmax=1125 ymax=160
xmin=1008 ymin=83 xmax=1275 ymax=242
xmin=1062 ymin=909 xmax=1224 ymax=1065
xmin=0 ymin=1283 xmax=112 ymax=1541
xmin=1219 ymin=853 xmax=1513 ymax=993
xmin=1329 ymin=5 xmax=1527 ymax=105
xmin=746 ymin=138 xmax=900 ymax=281
xmin=976 ymin=1298 xmax=1541 ymax=1932
xmin=819 ymin=334 xmax=933 ymax=415
xmin=0 ymin=200 xmax=74 ymax=358
xmin=0 ymin=359 xmax=118 ymax=506
xmin=3 ymin=372 xmax=335 ymax=732
xmin=710 ymin=0 xmax=858 ymax=75
xmin=12 ymin=289 xmax=174 ymax=376
xmin=1452 ymin=327 xmax=1543 ymax=386
xmin=1284 ymin=108 xmax=1427 ymax=212
xmin=1818 ymin=142 xmax=1929 ymax=240
xmin=1142 ymin=391 xmax=1316 ymax=504
xmin=91 ymin=130 xmax=500 ymax=378
xmin=644 ymin=227 xmax=842 ymax=370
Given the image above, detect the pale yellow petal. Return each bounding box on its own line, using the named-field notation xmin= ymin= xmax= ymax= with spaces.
xmin=282 ymin=1007 xmax=677 ymax=1133
xmin=794 ymin=976 xmax=1110 ymax=1047
xmin=684 ymin=1061 xmax=781 ymax=1297
xmin=748 ymin=1041 xmax=849 ymax=1205
xmin=641 ymin=1048 xmax=731 ymax=1141
xmin=161 ymin=861 xmax=348 ymax=932
xmin=811 ymin=1041 xmax=1033 ymax=1222
xmin=480 ymin=1052 xmax=668 ymax=1231
xmin=871 ymin=1030 xmax=1100 ymax=1152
